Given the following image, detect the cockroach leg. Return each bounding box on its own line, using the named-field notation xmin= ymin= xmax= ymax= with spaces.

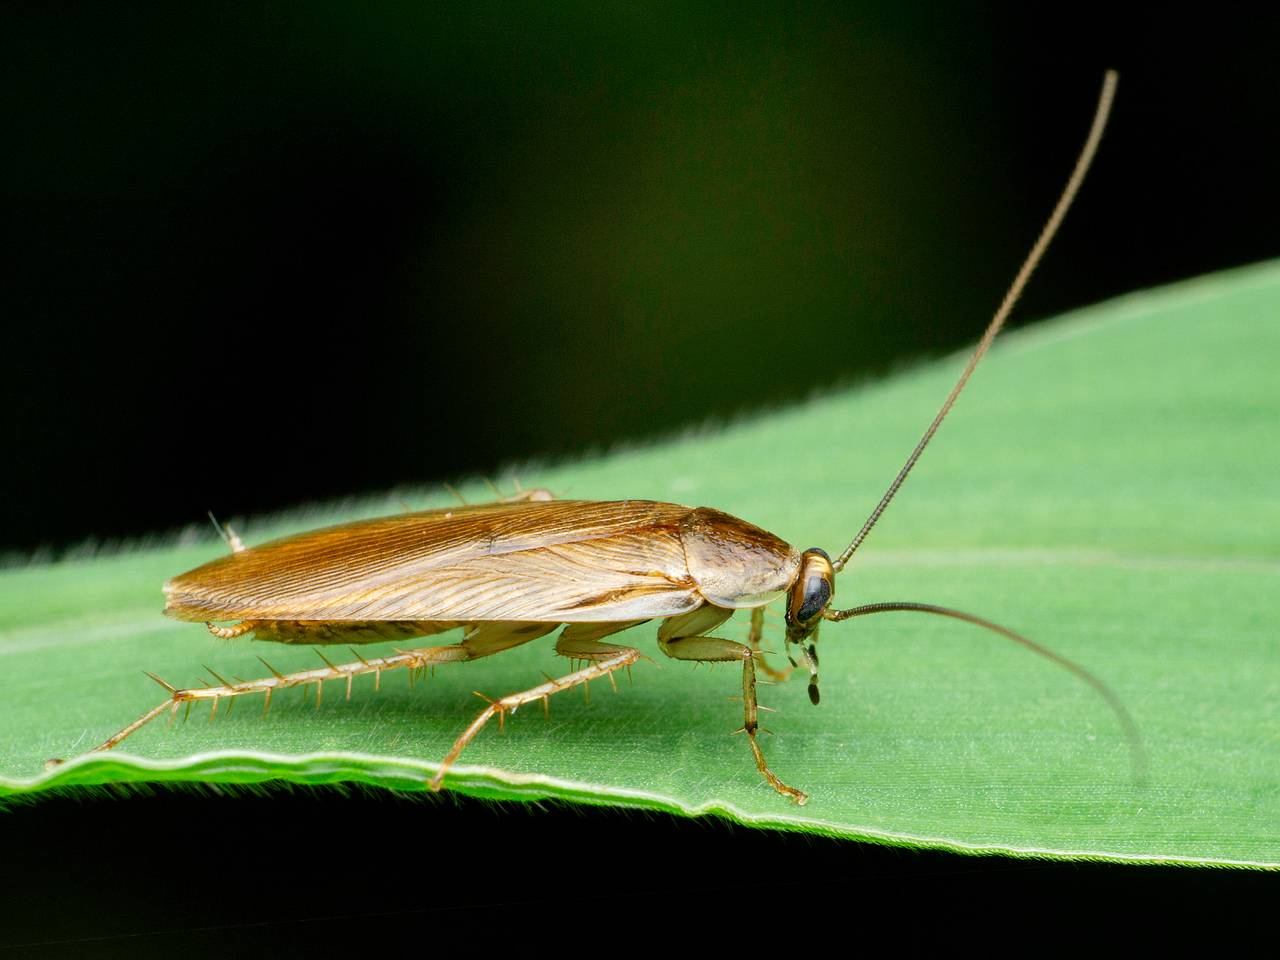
xmin=553 ymin=633 xmax=644 ymax=694
xmin=206 ymin=621 xmax=255 ymax=640
xmin=428 ymin=642 xmax=641 ymax=792
xmin=747 ymin=606 xmax=793 ymax=682
xmin=658 ymin=632 xmax=807 ymax=805
xmin=78 ymin=623 xmax=558 ymax=757
xmin=82 ymin=647 xmax=460 ymax=754
xmin=557 ymin=620 xmax=649 ymax=647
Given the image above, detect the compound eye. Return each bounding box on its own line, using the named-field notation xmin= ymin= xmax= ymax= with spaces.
xmin=795 ymin=574 xmax=831 ymax=624
xmin=788 ymin=548 xmax=834 ymax=627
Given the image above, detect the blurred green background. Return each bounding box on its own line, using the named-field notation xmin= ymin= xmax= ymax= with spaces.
xmin=4 ymin=3 xmax=1277 ymax=551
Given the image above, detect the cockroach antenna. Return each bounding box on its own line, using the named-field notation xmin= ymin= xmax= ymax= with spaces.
xmin=833 ymin=70 xmax=1118 ymax=573
xmin=816 ymin=71 xmax=1144 ymax=782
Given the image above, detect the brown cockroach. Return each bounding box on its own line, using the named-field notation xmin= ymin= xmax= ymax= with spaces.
xmin=80 ymin=72 xmax=1134 ymax=804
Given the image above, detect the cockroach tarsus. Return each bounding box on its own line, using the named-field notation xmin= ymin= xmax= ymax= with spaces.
xmin=65 ymin=72 xmax=1141 ymax=805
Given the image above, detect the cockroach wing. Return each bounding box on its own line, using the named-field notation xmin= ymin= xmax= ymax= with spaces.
xmin=164 ymin=500 xmax=707 ymax=624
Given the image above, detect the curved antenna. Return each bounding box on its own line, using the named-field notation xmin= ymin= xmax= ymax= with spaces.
xmin=824 ymin=600 xmax=1145 ymax=783
xmin=833 ymin=71 xmax=1118 ymax=573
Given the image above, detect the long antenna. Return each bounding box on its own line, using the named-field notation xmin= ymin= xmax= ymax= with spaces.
xmin=833 ymin=70 xmax=1118 ymax=573
xmin=823 ymin=600 xmax=1145 ymax=782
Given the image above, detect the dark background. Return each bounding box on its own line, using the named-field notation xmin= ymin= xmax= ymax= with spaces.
xmin=3 ymin=3 xmax=1276 ymax=946
xmin=4 ymin=3 xmax=1277 ymax=553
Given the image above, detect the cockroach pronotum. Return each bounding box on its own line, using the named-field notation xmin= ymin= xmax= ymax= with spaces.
xmin=73 ymin=71 xmax=1136 ymax=804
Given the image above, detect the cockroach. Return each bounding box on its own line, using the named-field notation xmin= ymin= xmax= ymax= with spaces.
xmin=76 ymin=72 xmax=1135 ymax=804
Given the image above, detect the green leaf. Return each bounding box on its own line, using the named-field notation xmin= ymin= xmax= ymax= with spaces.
xmin=2 ymin=262 xmax=1277 ymax=868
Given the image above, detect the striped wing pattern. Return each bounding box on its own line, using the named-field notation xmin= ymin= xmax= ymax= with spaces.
xmin=164 ymin=500 xmax=703 ymax=623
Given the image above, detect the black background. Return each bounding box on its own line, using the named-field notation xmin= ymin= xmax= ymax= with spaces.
xmin=1 ymin=787 xmax=1270 ymax=951
xmin=3 ymin=3 xmax=1277 ymax=947
xmin=5 ymin=3 xmax=1277 ymax=553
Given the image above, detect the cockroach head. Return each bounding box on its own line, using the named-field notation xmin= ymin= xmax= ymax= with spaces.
xmin=785 ymin=548 xmax=833 ymax=705
xmin=785 ymin=548 xmax=834 ymax=640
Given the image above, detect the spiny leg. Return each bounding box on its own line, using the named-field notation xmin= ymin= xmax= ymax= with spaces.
xmin=747 ymin=606 xmax=793 ymax=682
xmin=79 ymin=622 xmax=555 ymax=756
xmin=659 ymin=614 xmax=807 ymax=805
xmin=428 ymin=636 xmax=641 ymax=791
xmin=556 ymin=620 xmax=649 ymax=680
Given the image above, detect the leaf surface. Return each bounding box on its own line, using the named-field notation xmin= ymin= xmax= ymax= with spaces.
xmin=3 ymin=263 xmax=1277 ymax=867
